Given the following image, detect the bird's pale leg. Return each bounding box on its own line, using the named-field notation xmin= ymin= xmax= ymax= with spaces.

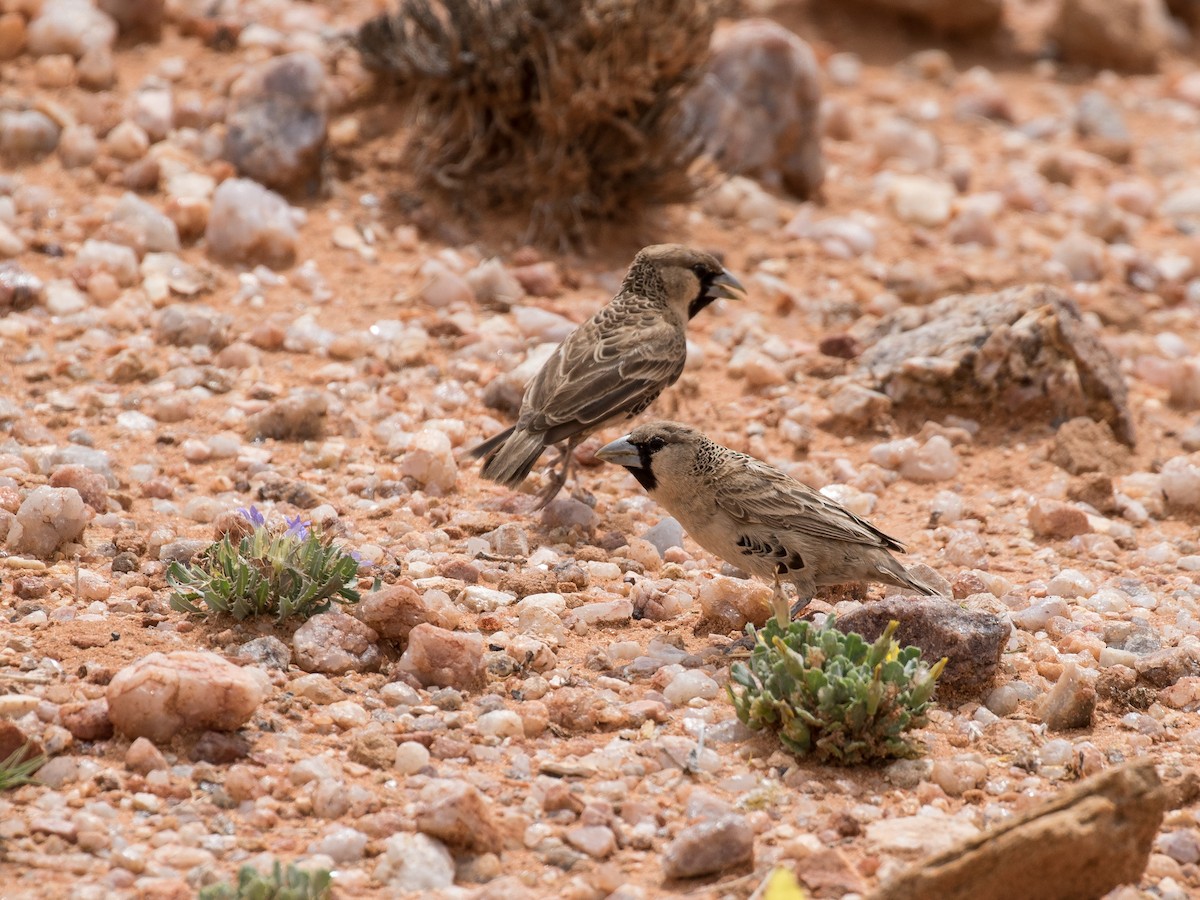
xmin=771 ymin=571 xmax=791 ymax=628
xmin=534 ymin=441 xmax=574 ymax=510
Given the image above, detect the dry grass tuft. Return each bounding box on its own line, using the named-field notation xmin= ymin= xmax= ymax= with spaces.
xmin=355 ymin=0 xmax=719 ymax=247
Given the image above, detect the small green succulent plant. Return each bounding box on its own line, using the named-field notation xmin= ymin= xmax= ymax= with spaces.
xmin=728 ymin=616 xmax=945 ymax=765
xmin=168 ymin=507 xmax=361 ymax=622
xmin=199 ymin=861 xmax=332 ymax=900
xmin=0 ymin=744 xmax=45 ymax=791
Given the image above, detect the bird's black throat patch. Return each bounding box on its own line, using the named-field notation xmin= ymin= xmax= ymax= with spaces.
xmin=623 ymin=442 xmax=658 ymax=491
xmin=626 ymin=465 xmax=657 ymax=491
xmin=688 ymin=291 xmax=716 ymax=320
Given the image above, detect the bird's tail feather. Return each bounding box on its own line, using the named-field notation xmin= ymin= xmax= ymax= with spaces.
xmin=469 ymin=426 xmax=514 ymax=461
xmin=477 ymin=428 xmax=546 ymax=488
xmin=877 ymin=557 xmax=942 ymax=597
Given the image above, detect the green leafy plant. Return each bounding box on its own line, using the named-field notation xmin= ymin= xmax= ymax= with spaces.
xmin=0 ymin=744 xmax=45 ymax=791
xmin=199 ymin=861 xmax=332 ymax=900
xmin=169 ymin=507 xmax=361 ymax=622
xmin=728 ymin=616 xmax=945 ymax=765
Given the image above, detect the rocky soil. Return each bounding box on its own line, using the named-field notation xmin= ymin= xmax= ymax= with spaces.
xmin=2 ymin=0 xmax=1200 ymax=898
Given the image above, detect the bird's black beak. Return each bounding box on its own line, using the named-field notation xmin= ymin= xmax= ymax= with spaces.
xmin=596 ymin=435 xmax=642 ymax=468
xmin=705 ymin=269 xmax=745 ymax=302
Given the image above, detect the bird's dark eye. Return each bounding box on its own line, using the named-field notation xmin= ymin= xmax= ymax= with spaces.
xmin=691 ymin=263 xmax=709 ymax=279
xmin=645 ymin=436 xmax=666 ymax=453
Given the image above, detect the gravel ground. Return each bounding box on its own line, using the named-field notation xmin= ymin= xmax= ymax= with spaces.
xmin=2 ymin=1 xmax=1200 ymax=898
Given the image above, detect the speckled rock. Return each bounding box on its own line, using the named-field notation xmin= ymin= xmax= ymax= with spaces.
xmin=245 ymin=390 xmax=327 ymax=441
xmin=6 ymin=486 xmax=89 ymax=557
xmin=1037 ymin=661 xmax=1097 ymax=731
xmin=292 ymin=610 xmax=382 ymax=674
xmin=415 ymin=779 xmax=504 ymax=853
xmin=205 ymin=178 xmax=298 ymax=270
xmin=229 ymin=636 xmax=291 ymax=671
xmin=697 ymin=574 xmax=772 ymax=632
xmin=378 ymin=832 xmax=455 ymax=891
xmin=59 ymin=699 xmax=113 ymax=741
xmin=354 ymin=581 xmax=428 ymax=643
xmin=662 ymin=815 xmax=754 ymax=879
xmin=836 ymin=596 xmax=1009 ymax=699
xmin=397 ymin=624 xmax=485 ymax=690
xmin=853 ymin=285 xmax=1135 ymax=447
xmin=224 ymin=52 xmax=327 ymax=195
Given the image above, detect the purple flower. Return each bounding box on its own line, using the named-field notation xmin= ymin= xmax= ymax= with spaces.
xmin=239 ymin=506 xmax=266 ymax=527
xmin=349 ymin=550 xmax=364 ymax=563
xmin=284 ymin=514 xmax=310 ymax=540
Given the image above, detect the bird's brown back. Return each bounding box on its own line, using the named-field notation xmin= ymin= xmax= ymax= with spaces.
xmin=518 ymin=290 xmax=686 ymax=445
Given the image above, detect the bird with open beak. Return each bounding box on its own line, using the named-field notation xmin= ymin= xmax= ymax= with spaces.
xmin=471 ymin=245 xmax=744 ymax=507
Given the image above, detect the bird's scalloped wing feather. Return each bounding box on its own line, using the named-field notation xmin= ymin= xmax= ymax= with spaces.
xmin=713 ymin=454 xmax=906 ymax=552
xmin=522 ymin=308 xmax=685 ymax=444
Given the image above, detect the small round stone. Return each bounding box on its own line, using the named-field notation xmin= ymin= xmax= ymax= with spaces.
xmin=394 ymin=741 xmax=430 ymax=775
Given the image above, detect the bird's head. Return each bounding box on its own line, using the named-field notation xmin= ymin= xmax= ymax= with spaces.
xmin=624 ymin=244 xmax=744 ymax=321
xmin=595 ymin=421 xmax=702 ymax=492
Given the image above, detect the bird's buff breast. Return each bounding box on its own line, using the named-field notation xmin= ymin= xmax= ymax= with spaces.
xmin=648 ymin=480 xmax=758 ymax=574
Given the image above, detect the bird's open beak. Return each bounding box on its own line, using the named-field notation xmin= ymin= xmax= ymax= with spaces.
xmin=596 ymin=435 xmax=642 ymax=468
xmin=706 ymin=269 xmax=745 ymax=302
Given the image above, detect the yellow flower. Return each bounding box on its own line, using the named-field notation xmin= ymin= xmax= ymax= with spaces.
xmin=761 ymin=867 xmax=809 ymax=900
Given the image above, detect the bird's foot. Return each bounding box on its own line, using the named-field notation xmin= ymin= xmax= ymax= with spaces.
xmin=722 ymin=633 xmax=756 ymax=657
xmin=532 ymin=477 xmax=566 ymax=511
xmin=789 ymin=597 xmax=814 ymax=620
xmin=533 ymin=446 xmax=576 ymax=510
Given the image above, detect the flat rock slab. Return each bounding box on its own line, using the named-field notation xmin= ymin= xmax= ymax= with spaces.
xmin=871 ymin=761 xmax=1165 ymax=900
xmin=849 ymin=284 xmax=1135 ymax=447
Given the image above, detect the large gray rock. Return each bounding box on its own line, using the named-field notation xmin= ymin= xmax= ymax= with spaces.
xmin=685 ymin=19 xmax=823 ymax=199
xmin=836 ymin=596 xmax=1009 ymax=700
xmin=846 ymin=285 xmax=1135 ymax=447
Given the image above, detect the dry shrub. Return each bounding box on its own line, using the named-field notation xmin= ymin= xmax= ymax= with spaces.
xmin=355 ymin=0 xmax=719 ymax=246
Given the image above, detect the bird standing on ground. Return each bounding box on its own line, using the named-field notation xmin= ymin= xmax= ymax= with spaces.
xmin=471 ymin=245 xmax=744 ymax=507
xmin=596 ymin=421 xmax=940 ymax=624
